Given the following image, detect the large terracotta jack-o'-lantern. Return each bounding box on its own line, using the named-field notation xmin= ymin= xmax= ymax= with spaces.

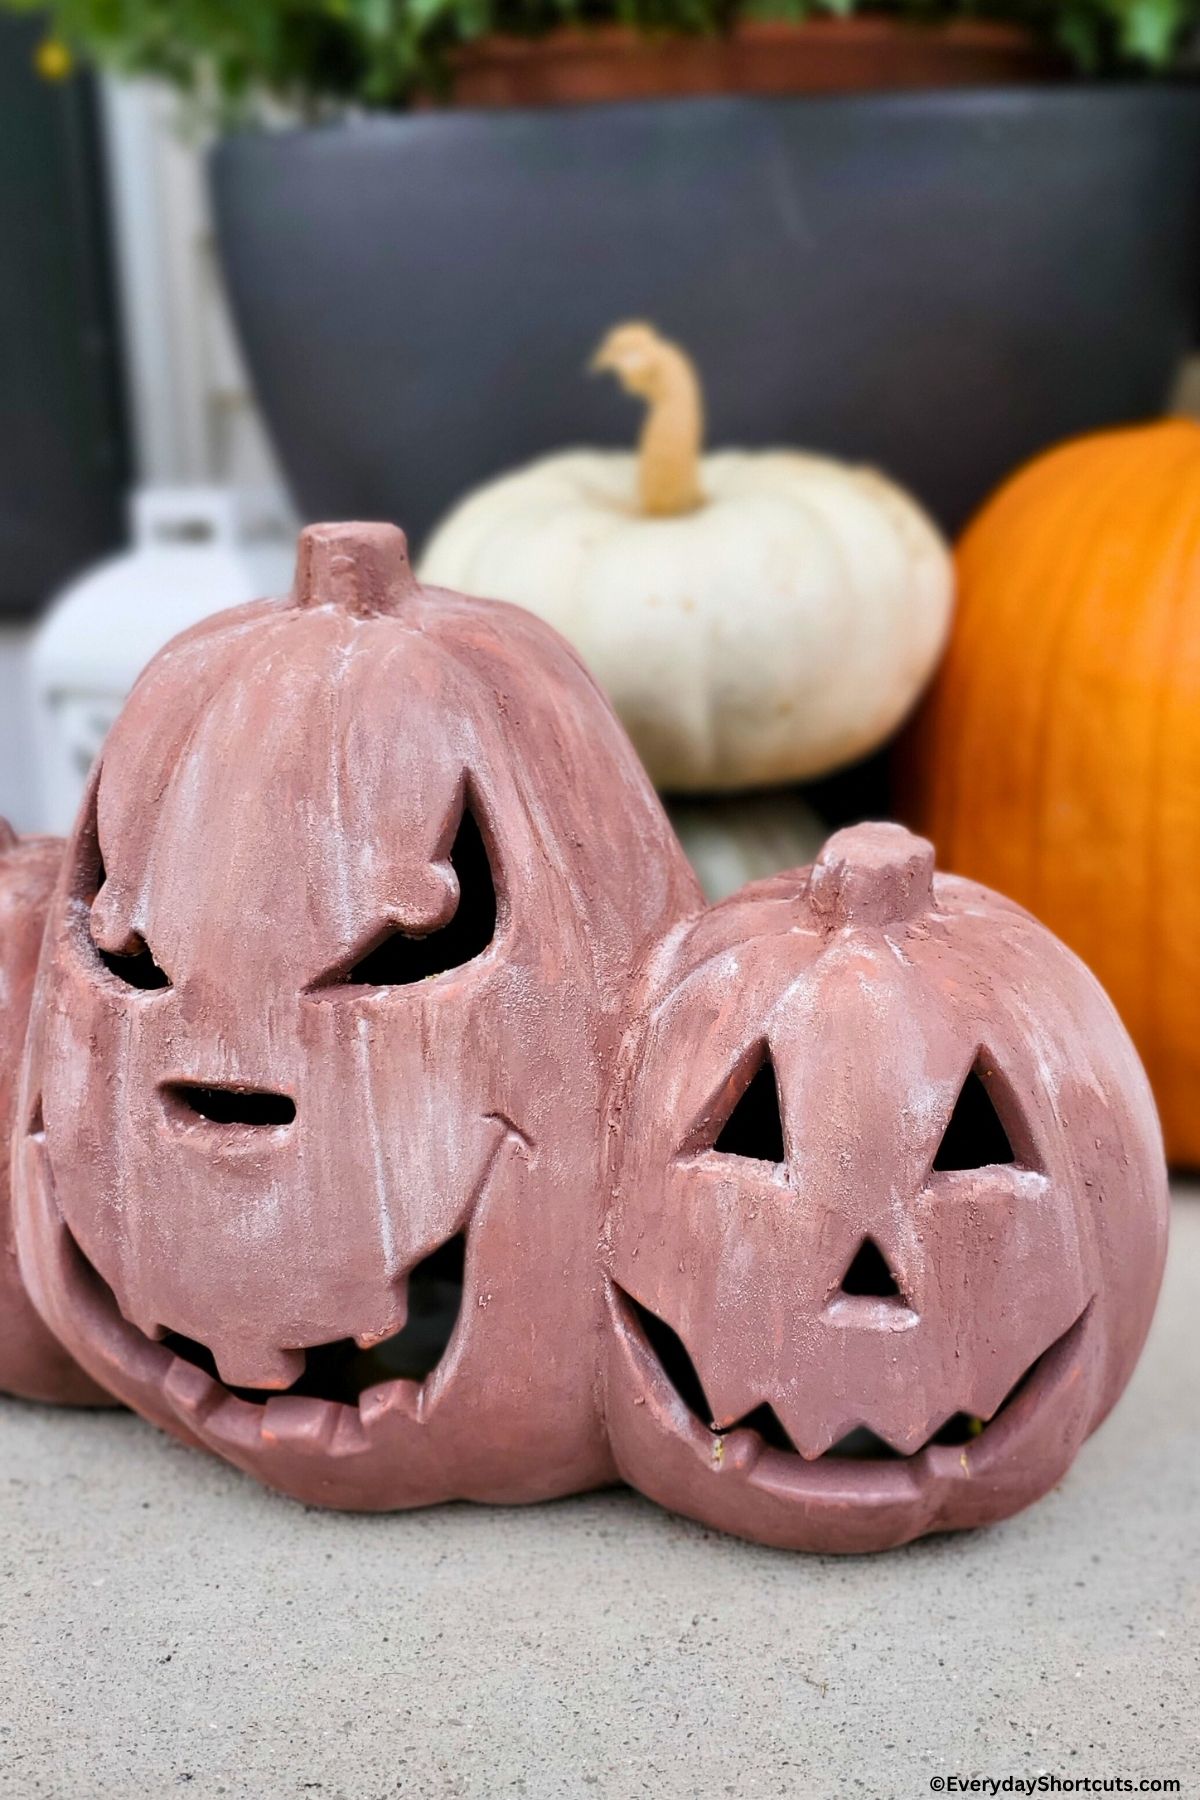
xmin=605 ymin=823 xmax=1168 ymax=1552
xmin=0 ymin=823 xmax=109 ymax=1404
xmin=14 ymin=522 xmax=700 ymax=1508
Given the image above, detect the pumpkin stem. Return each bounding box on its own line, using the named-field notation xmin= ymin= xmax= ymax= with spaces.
xmin=0 ymin=818 xmax=15 ymax=855
xmin=292 ymin=522 xmax=419 ymax=618
xmin=591 ymin=322 xmax=705 ymax=518
xmin=809 ymin=823 xmax=936 ymax=931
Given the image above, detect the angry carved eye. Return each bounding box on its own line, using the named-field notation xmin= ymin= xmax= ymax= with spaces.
xmin=707 ymin=1046 xmax=785 ymax=1165
xmin=86 ymin=856 xmax=172 ymax=993
xmin=97 ymin=936 xmax=172 ymax=992
xmin=932 ymin=1060 xmax=1016 ymax=1172
xmin=317 ymin=804 xmax=497 ymax=992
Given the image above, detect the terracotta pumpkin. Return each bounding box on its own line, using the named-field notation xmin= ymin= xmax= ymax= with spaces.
xmin=899 ymin=419 xmax=1200 ymax=1167
xmin=14 ymin=522 xmax=700 ymax=1508
xmin=0 ymin=823 xmax=108 ymax=1404
xmin=604 ymin=823 xmax=1168 ymax=1552
xmin=420 ymin=323 xmax=954 ymax=794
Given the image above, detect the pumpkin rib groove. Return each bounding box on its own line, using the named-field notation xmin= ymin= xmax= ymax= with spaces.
xmin=1141 ymin=430 xmax=1200 ymax=1118
xmin=1030 ymin=431 xmax=1170 ymax=1005
xmin=1004 ymin=441 xmax=1128 ymax=913
xmin=935 ymin=446 xmax=1089 ymax=889
xmin=899 ymin=418 xmax=1200 ymax=1165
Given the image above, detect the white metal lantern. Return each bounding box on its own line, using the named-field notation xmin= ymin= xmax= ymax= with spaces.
xmin=30 ymin=487 xmax=294 ymax=832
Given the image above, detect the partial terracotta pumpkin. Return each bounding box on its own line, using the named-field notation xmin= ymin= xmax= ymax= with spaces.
xmin=899 ymin=418 xmax=1200 ymax=1167
xmin=0 ymin=823 xmax=108 ymax=1404
xmin=605 ymin=824 xmax=1167 ymax=1552
xmin=14 ymin=522 xmax=700 ymax=1508
xmin=420 ymin=323 xmax=954 ymax=793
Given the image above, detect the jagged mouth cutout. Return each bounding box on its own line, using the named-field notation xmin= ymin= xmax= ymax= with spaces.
xmin=56 ymin=1216 xmax=468 ymax=1410
xmin=615 ymin=1044 xmax=1090 ymax=1466
xmin=34 ymin=1103 xmax=532 ymax=1428
xmin=159 ymin=1233 xmax=466 ymax=1407
xmin=616 ymin=1288 xmax=1077 ymax=1461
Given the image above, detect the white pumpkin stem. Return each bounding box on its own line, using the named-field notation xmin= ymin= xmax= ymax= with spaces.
xmin=591 ymin=322 xmax=705 ymax=517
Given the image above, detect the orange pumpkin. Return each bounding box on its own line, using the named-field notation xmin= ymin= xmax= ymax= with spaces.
xmin=899 ymin=418 xmax=1200 ymax=1166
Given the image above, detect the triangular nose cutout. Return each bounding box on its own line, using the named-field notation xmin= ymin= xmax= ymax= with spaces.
xmin=713 ymin=1052 xmax=785 ymax=1164
xmin=838 ymin=1236 xmax=902 ymax=1299
xmin=933 ymin=1063 xmax=1015 ymax=1171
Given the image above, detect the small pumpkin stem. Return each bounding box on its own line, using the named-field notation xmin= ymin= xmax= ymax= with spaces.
xmin=809 ymin=823 xmax=936 ymax=931
xmin=592 ymin=322 xmax=705 ymax=517
xmin=293 ymin=521 xmax=419 ymax=618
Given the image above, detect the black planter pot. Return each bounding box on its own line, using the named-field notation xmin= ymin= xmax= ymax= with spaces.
xmin=212 ymin=86 xmax=1200 ymax=547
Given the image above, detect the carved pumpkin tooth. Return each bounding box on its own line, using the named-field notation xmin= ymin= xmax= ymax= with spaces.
xmin=358 ymin=1380 xmax=422 ymax=1430
xmin=161 ymin=1357 xmax=221 ymax=1423
xmin=353 ymin=1310 xmax=407 ymax=1352
xmin=260 ymin=1395 xmax=338 ymax=1452
xmin=212 ymin=1345 xmax=306 ymax=1392
xmin=717 ymin=1428 xmax=763 ymax=1476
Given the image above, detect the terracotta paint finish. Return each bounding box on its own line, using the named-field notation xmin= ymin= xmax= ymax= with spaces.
xmin=0 ymin=825 xmax=108 ymax=1405
xmin=14 ymin=523 xmax=701 ymax=1508
xmin=899 ymin=420 xmax=1200 ymax=1168
xmin=604 ymin=823 xmax=1169 ymax=1553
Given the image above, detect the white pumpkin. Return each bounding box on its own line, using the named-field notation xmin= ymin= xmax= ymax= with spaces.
xmin=420 ymin=322 xmax=954 ymax=794
xmin=667 ymin=791 xmax=827 ymax=903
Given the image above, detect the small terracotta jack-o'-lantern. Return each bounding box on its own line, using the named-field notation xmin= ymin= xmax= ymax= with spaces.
xmin=15 ymin=522 xmax=700 ymax=1508
xmin=605 ymin=823 xmax=1168 ymax=1552
xmin=0 ymin=823 xmax=108 ymax=1404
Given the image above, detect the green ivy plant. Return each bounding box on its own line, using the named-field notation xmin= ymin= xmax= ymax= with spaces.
xmin=3 ymin=0 xmax=1197 ymax=114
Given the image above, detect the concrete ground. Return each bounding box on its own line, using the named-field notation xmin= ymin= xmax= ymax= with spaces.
xmin=1 ymin=1196 xmax=1196 ymax=1800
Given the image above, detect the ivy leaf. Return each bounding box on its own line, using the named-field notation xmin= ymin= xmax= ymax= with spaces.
xmin=741 ymin=0 xmax=811 ymax=20
xmin=1118 ymin=0 xmax=1185 ymax=58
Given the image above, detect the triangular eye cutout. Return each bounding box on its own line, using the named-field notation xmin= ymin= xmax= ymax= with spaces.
xmin=342 ymin=803 xmax=496 ymax=987
xmin=838 ymin=1237 xmax=902 ymax=1299
xmin=712 ymin=1051 xmax=785 ymax=1164
xmin=933 ymin=1062 xmax=1015 ymax=1172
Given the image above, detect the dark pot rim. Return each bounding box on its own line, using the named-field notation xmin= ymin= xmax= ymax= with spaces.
xmin=212 ymin=79 xmax=1200 ymax=152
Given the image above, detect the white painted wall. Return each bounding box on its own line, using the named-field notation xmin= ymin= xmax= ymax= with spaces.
xmin=100 ymin=79 xmax=284 ymax=493
xmin=0 ymin=629 xmax=40 ymax=834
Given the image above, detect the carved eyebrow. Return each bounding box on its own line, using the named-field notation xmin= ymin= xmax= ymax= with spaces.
xmin=93 ymin=932 xmax=172 ymax=992
xmin=83 ymin=836 xmax=173 ymax=994
xmin=309 ymin=802 xmax=497 ymax=992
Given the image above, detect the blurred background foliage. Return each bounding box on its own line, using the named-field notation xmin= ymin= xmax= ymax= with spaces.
xmin=2 ymin=0 xmax=1198 ymax=115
